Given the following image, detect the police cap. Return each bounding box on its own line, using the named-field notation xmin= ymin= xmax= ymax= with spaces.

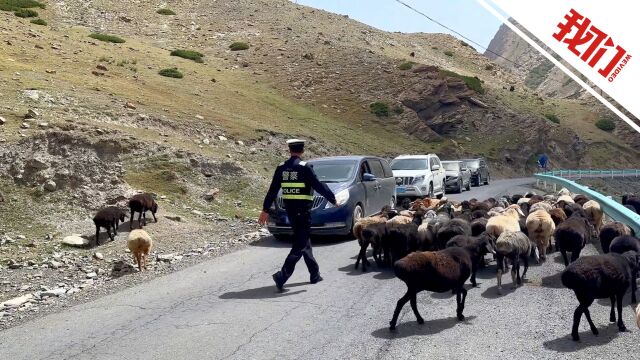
xmin=287 ymin=138 xmax=306 ymax=151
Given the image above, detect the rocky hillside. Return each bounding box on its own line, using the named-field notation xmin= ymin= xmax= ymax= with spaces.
xmin=1 ymin=0 xmax=640 ymax=328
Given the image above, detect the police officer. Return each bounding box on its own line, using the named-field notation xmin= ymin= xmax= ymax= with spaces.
xmin=258 ymin=139 xmax=337 ymax=291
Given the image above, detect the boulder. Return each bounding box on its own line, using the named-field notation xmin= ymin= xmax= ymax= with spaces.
xmin=61 ymin=235 xmax=89 ymax=247
xmin=0 ymin=116 xmax=6 ymax=125
xmin=43 ymin=180 xmax=57 ymax=192
xmin=25 ymin=109 xmax=40 ymax=119
xmin=41 ymin=288 xmax=66 ymax=297
xmin=1 ymin=294 xmax=33 ymax=308
xmin=204 ymin=188 xmax=220 ymax=201
xmin=96 ymin=64 xmax=108 ymax=71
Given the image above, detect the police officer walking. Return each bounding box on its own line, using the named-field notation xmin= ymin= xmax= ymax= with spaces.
xmin=258 ymin=139 xmax=337 ymax=291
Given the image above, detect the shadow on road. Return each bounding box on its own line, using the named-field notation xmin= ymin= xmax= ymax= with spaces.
xmin=250 ymin=236 xmax=352 ymax=248
xmin=371 ymin=315 xmax=477 ymax=339
xmin=219 ymin=282 xmax=308 ymax=299
xmin=543 ymin=324 xmax=619 ymax=352
xmin=480 ymin=284 xmax=519 ymax=299
xmin=539 ymin=272 xmax=565 ymax=289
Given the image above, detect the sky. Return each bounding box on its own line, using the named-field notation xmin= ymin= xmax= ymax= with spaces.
xmin=292 ymin=0 xmax=504 ymax=51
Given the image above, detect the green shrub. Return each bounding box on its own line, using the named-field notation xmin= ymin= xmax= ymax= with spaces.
xmin=392 ymin=105 xmax=404 ymax=115
xmin=0 ymin=0 xmax=45 ymax=11
xmin=156 ymin=8 xmax=175 ymax=15
xmin=397 ymin=61 xmax=415 ymax=70
xmin=170 ymin=49 xmax=204 ymax=63
xmin=444 ymin=50 xmax=454 ymax=57
xmin=440 ymin=70 xmax=485 ymax=94
xmin=89 ymin=33 xmax=126 ymax=43
xmin=544 ymin=113 xmax=560 ymax=124
xmin=14 ymin=8 xmax=37 ymax=17
xmin=596 ymin=118 xmax=615 ymax=131
xmin=158 ymin=68 xmax=183 ymax=79
xmin=370 ymin=102 xmax=389 ymax=117
xmin=229 ymin=42 xmax=249 ymax=51
xmin=30 ymin=17 xmax=46 ymax=25
xmin=484 ymin=64 xmax=494 ymax=71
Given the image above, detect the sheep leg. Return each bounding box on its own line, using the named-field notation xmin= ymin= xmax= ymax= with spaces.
xmin=538 ymin=243 xmax=546 ymax=262
xmin=571 ymin=249 xmax=582 ymax=263
xmin=456 ymin=287 xmax=467 ymax=321
xmin=373 ymin=244 xmax=383 ymax=267
xmin=631 ymin=271 xmax=637 ymax=304
xmin=571 ymin=304 xmax=583 ymax=341
xmin=521 ymin=254 xmax=529 ymax=281
xmin=496 ymin=253 xmax=504 ymax=294
xmin=138 ymin=211 xmax=144 ymax=228
xmin=389 ymin=291 xmax=412 ymax=331
xmin=470 ymin=259 xmax=478 ymax=287
xmin=582 ymin=306 xmax=598 ymax=336
xmin=616 ymin=292 xmax=627 ymax=332
xmin=136 ymin=252 xmax=143 ymax=271
xmin=356 ymin=242 xmax=368 ymax=272
xmin=142 ymin=209 xmax=147 ymax=226
xmin=106 ymin=225 xmax=114 ymax=242
xmin=560 ymin=250 xmax=569 ymax=267
xmin=152 ymin=210 xmax=158 ymax=223
xmin=610 ymin=296 xmax=617 ymax=322
xmin=409 ymin=292 xmax=424 ymax=324
xmin=510 ymin=255 xmax=519 ymax=289
xmin=130 ymin=210 xmax=135 ymax=230
xmin=95 ymin=226 xmax=101 ymax=246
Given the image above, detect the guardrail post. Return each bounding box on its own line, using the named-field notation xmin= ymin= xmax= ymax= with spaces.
xmin=611 ymin=170 xmax=614 ymax=179
xmin=636 ymin=169 xmax=638 ymax=177
xmin=553 ymin=183 xmax=557 ymax=192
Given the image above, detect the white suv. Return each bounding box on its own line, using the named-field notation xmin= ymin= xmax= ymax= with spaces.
xmin=390 ymin=154 xmax=446 ymax=201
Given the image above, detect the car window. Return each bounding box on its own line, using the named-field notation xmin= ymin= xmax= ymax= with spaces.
xmin=367 ymin=160 xmax=386 ymax=178
xmin=358 ymin=161 xmax=371 ymax=181
xmin=429 ymin=157 xmax=437 ymax=170
xmin=381 ymin=160 xmax=394 ymax=178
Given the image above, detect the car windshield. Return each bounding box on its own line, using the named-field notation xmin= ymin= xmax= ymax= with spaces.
xmin=463 ymin=160 xmax=480 ymax=169
xmin=310 ymin=161 xmax=357 ymax=183
xmin=442 ymin=162 xmax=459 ymax=171
xmin=391 ymin=159 xmax=428 ymax=170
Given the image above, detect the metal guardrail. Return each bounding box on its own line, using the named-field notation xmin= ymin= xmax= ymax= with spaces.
xmin=539 ymin=169 xmax=640 ymax=179
xmin=534 ymin=172 xmax=640 ymax=234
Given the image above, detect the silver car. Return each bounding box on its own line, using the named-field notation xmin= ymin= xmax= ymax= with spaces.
xmin=442 ymin=161 xmax=471 ymax=193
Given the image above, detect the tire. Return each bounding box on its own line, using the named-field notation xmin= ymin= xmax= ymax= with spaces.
xmin=350 ymin=204 xmax=364 ymax=236
xmin=465 ymin=180 xmax=471 ymax=191
xmin=484 ymin=174 xmax=490 ymax=185
xmin=390 ymin=197 xmax=396 ymax=210
xmin=456 ymin=179 xmax=463 ymax=193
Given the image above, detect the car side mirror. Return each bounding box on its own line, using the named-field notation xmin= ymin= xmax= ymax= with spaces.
xmin=431 ymin=165 xmax=440 ymax=171
xmin=362 ymin=173 xmax=376 ymax=182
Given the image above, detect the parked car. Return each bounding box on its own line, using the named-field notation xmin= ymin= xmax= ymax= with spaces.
xmin=390 ymin=154 xmax=445 ymax=202
xmin=442 ymin=161 xmax=471 ymax=193
xmin=462 ymin=158 xmax=490 ymax=186
xmin=267 ymin=156 xmax=396 ymax=237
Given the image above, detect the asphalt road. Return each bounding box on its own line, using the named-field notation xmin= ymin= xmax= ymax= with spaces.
xmin=1 ymin=178 xmax=638 ymax=360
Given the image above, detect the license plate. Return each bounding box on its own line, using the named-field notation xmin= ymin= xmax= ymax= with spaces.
xmin=396 ymin=187 xmax=406 ymax=193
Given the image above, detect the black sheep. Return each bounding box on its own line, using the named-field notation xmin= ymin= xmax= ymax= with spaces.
xmin=622 ymin=194 xmax=640 ymax=214
xmin=357 ymin=222 xmax=388 ymax=271
xmin=471 ymin=209 xmax=488 ymax=220
xmin=518 ymin=218 xmax=529 ymax=236
xmin=93 ymin=206 xmax=127 ymax=244
xmin=386 ymin=223 xmax=420 ymax=266
xmin=435 ymin=218 xmax=471 ymax=249
xmin=470 ymin=218 xmax=487 ymax=237
xmin=561 ymin=251 xmax=639 ymax=341
xmin=389 ymin=246 xmax=472 ymax=330
xmin=555 ymin=212 xmax=591 ymax=266
xmin=511 ymin=194 xmax=523 ymax=205
xmin=609 ymin=235 xmax=640 ymax=303
xmin=599 ymin=222 xmax=633 ymax=253
xmin=563 ymin=203 xmax=586 ymax=218
xmin=624 ymin=204 xmax=638 ymax=214
xmin=573 ymin=194 xmax=589 ymax=206
xmin=129 ymin=193 xmax=158 ymax=229
xmin=446 ymin=233 xmax=496 ymax=287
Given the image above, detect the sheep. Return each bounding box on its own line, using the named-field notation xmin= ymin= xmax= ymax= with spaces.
xmin=549 ymin=208 xmax=567 ymax=226
xmin=528 ymin=195 xmax=544 ymax=206
xmin=511 ymin=194 xmax=523 ymax=204
xmin=93 ymin=206 xmax=127 ymax=244
xmin=583 ymin=200 xmax=603 ymax=235
xmin=518 ymin=218 xmax=529 ymax=236
xmin=609 ymin=235 xmax=640 ymax=303
xmin=555 ymin=212 xmax=592 ymax=266
xmin=573 ymin=194 xmax=590 ymax=206
xmin=495 ymin=231 xmax=539 ymax=294
xmin=435 ymin=218 xmax=471 ymax=250
xmin=625 ymin=204 xmax=638 ymax=214
xmin=446 ymin=233 xmax=496 ymax=287
xmin=557 ymin=188 xmax=572 ymax=197
xmin=354 ymin=206 xmax=397 ymax=271
xmin=471 ymin=209 xmax=488 ymax=220
xmin=599 ymin=222 xmax=634 ymax=253
xmin=383 ymin=212 xmax=424 ymax=265
xmin=517 ymin=197 xmax=531 ymax=206
xmin=388 ymin=246 xmax=472 ymax=330
xmin=487 ymin=207 xmax=505 ymax=217
xmin=128 ymin=193 xmax=158 ymax=229
xmin=526 ymin=209 xmax=556 ymax=261
xmin=127 ymin=229 xmax=153 ymax=271
xmin=530 ymin=202 xmax=552 ymax=213
xmin=556 ymin=195 xmax=575 ymax=208
xmin=563 ymin=203 xmax=586 ymax=218
xmin=622 ymin=194 xmax=640 ymax=214
xmin=471 ymin=218 xmax=487 ymax=236
xmin=561 ymin=251 xmax=639 ymax=341
xmin=486 ymin=205 xmax=524 ymax=238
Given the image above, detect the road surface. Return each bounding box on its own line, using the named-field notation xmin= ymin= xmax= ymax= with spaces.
xmin=1 ymin=178 xmax=638 ymax=360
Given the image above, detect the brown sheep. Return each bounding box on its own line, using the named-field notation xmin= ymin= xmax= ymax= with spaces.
xmin=486 ymin=205 xmax=524 ymax=238
xmin=549 ymin=208 xmax=567 ymax=226
xmin=129 ymin=193 xmax=158 ymax=229
xmin=526 ymin=210 xmax=556 ymax=261
xmin=127 ymin=229 xmax=153 ymax=271
xmin=583 ymin=200 xmax=603 ymax=234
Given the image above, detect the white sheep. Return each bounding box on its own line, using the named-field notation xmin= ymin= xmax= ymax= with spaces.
xmin=557 ymin=195 xmax=575 ymax=205
xmin=557 ymin=188 xmax=573 ymax=197
xmin=583 ymin=200 xmax=603 ymax=234
xmin=526 ymin=209 xmax=556 ymax=261
xmin=128 ymin=229 xmax=153 ymax=271
xmin=530 ymin=202 xmax=553 ymax=213
xmin=495 ymin=231 xmax=539 ymax=294
xmin=486 ymin=205 xmax=524 ymax=238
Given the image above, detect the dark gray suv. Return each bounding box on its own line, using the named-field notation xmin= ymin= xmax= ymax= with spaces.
xmin=462 ymin=158 xmax=490 ymax=186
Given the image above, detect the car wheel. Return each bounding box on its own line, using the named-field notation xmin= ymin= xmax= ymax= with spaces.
xmin=457 ymin=179 xmax=463 ymax=193
xmin=466 ymin=181 xmax=471 ymax=191
xmin=351 ymin=204 xmax=364 ymax=236
xmin=390 ymin=197 xmax=396 ymax=210
xmin=484 ymin=174 xmax=490 ymax=185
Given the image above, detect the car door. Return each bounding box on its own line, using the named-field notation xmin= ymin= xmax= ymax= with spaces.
xmin=358 ymin=161 xmax=376 ymax=216
xmin=368 ymin=159 xmax=392 ymax=211
xmin=380 ymin=159 xmax=396 ymax=208
xmin=431 ymin=157 xmax=444 ymax=193
xmin=480 ymin=159 xmax=487 ymax=181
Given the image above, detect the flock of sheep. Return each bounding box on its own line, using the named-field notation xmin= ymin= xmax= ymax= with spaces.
xmin=353 ymin=190 xmax=640 ymax=339
xmin=92 ymin=193 xmax=159 ymax=271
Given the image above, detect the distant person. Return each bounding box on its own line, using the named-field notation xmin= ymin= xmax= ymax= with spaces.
xmin=538 ymin=153 xmax=549 ymax=171
xmin=258 ymin=139 xmax=337 ymax=292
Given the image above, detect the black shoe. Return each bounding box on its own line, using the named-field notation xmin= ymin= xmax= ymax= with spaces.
xmin=272 ymin=273 xmax=284 ymax=292
xmin=310 ymin=275 xmax=323 ymax=284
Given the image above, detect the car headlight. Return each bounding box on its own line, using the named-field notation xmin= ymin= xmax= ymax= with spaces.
xmin=325 ymin=189 xmax=350 ymax=208
xmin=412 ymin=175 xmax=425 ymax=184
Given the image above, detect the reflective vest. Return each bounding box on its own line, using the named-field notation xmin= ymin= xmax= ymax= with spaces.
xmin=280 ymin=161 xmax=314 ymax=201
